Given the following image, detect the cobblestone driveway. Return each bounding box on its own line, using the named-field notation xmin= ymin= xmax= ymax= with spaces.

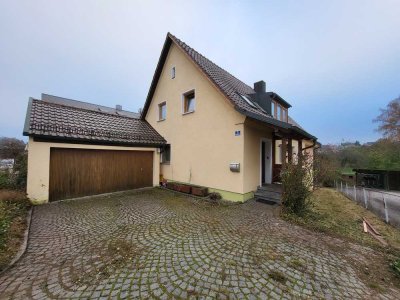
xmin=0 ymin=188 xmax=396 ymax=299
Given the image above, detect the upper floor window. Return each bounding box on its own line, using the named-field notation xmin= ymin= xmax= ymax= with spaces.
xmin=183 ymin=90 xmax=195 ymax=114
xmin=171 ymin=67 xmax=175 ymax=79
xmin=271 ymin=101 xmax=288 ymax=122
xmin=282 ymin=108 xmax=287 ymax=122
xmin=158 ymin=102 xmax=166 ymax=121
xmin=277 ymin=105 xmax=282 ymax=120
xmin=271 ymin=101 xmax=276 ymax=117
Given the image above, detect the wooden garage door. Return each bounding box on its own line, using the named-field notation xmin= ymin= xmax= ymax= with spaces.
xmin=49 ymin=148 xmax=153 ymax=201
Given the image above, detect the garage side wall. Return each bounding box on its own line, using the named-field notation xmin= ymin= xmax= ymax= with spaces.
xmin=27 ymin=137 xmax=160 ymax=204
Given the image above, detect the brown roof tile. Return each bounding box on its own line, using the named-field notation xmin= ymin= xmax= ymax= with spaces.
xmin=142 ymin=33 xmax=316 ymax=140
xmin=24 ymin=99 xmax=166 ymax=146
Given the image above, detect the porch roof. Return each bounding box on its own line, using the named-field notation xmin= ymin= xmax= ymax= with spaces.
xmin=238 ymin=107 xmax=317 ymax=140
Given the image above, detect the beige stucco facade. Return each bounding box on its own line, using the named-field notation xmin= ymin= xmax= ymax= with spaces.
xmin=27 ymin=137 xmax=160 ymax=204
xmin=145 ymin=43 xmax=314 ymax=202
xmin=145 ymin=43 xmax=248 ymax=200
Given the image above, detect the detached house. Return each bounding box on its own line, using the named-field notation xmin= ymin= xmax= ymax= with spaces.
xmin=24 ymin=33 xmax=317 ymax=204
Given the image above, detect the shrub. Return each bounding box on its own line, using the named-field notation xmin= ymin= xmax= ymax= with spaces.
xmin=392 ymin=258 xmax=400 ymax=277
xmin=209 ymin=192 xmax=222 ymax=202
xmin=0 ymin=172 xmax=10 ymax=189
xmin=0 ymin=153 xmax=27 ymax=190
xmin=281 ymin=155 xmax=313 ymax=215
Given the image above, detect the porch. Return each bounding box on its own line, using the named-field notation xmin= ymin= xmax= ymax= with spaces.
xmin=243 ymin=118 xmax=316 ymax=204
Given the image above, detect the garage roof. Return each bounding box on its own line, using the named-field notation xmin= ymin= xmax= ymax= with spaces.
xmin=23 ymin=96 xmax=166 ymax=146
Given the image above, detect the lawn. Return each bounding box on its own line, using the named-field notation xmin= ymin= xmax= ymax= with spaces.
xmin=0 ymin=189 xmax=30 ymax=271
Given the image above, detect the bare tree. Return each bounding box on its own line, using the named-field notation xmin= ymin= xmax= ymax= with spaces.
xmin=374 ymin=97 xmax=400 ymax=141
xmin=0 ymin=137 xmax=26 ymax=161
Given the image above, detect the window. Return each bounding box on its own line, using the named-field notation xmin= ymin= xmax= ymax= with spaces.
xmin=171 ymin=67 xmax=175 ymax=79
xmin=158 ymin=102 xmax=166 ymax=121
xmin=161 ymin=144 xmax=171 ymax=163
xmin=183 ymin=90 xmax=195 ymax=113
xmin=282 ymin=108 xmax=287 ymax=122
xmin=271 ymin=101 xmax=276 ymax=117
xmin=277 ymin=105 xmax=281 ymax=120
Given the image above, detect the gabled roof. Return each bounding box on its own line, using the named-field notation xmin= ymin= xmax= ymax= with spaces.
xmin=23 ymin=96 xmax=166 ymax=146
xmin=142 ymin=33 xmax=316 ymax=140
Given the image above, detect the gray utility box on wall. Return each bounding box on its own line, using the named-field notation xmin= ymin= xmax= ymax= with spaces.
xmin=230 ymin=163 xmax=240 ymax=172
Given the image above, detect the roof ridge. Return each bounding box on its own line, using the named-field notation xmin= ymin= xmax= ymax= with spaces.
xmin=32 ymin=99 xmax=140 ymax=121
xmin=167 ymin=33 xmax=255 ymax=93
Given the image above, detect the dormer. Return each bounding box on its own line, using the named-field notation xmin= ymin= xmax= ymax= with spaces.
xmin=250 ymin=80 xmax=291 ymax=123
xmin=269 ymin=92 xmax=291 ymax=123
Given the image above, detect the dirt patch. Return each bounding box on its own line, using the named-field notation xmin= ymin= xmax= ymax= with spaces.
xmin=70 ymin=238 xmax=145 ymax=287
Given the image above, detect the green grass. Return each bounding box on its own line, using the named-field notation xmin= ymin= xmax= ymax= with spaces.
xmin=0 ymin=190 xmax=30 ymax=271
xmin=283 ymin=188 xmax=400 ymax=250
xmin=341 ymin=167 xmax=356 ymax=176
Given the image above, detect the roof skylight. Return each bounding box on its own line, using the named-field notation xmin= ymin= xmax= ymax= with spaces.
xmin=239 ymin=94 xmax=256 ymax=108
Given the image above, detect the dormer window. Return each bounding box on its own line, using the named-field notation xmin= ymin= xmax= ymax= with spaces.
xmin=271 ymin=100 xmax=288 ymax=122
xmin=271 ymin=101 xmax=275 ymax=117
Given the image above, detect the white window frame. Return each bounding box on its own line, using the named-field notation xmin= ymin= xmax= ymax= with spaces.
xmin=171 ymin=66 xmax=176 ymax=79
xmin=182 ymin=89 xmax=196 ymax=114
xmin=158 ymin=101 xmax=166 ymax=121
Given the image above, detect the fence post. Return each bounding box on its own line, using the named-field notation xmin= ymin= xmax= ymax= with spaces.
xmin=363 ymin=188 xmax=368 ymax=209
xmin=353 ymin=185 xmax=357 ymax=202
xmin=340 ymin=181 xmax=343 ymax=192
xmin=346 ymin=182 xmax=348 ymax=196
xmin=383 ymin=194 xmax=389 ymax=223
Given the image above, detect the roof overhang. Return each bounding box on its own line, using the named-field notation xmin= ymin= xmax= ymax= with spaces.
xmin=237 ymin=106 xmax=317 ymax=141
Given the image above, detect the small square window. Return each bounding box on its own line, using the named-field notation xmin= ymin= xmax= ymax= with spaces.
xmin=183 ymin=91 xmax=195 ymax=113
xmin=161 ymin=144 xmax=171 ymax=163
xmin=158 ymin=102 xmax=166 ymax=121
xmin=171 ymin=67 xmax=175 ymax=79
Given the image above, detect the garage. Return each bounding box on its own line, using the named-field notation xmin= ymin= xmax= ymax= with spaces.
xmin=24 ymin=95 xmax=165 ymax=204
xmin=49 ymin=148 xmax=153 ymax=201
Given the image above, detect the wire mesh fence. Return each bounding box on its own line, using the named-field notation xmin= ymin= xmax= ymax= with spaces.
xmin=335 ymin=180 xmax=400 ymax=229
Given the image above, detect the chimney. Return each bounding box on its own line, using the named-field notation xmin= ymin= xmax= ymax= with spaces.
xmin=254 ymin=80 xmax=266 ymax=93
xmin=251 ymin=80 xmax=271 ymax=114
xmin=116 ymin=105 xmax=122 ymax=111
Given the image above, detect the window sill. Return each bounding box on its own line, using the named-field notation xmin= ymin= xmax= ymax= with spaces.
xmin=182 ymin=110 xmax=195 ymax=116
xmin=161 ymin=162 xmax=170 ymax=165
xmin=158 ymin=118 xmax=166 ymax=122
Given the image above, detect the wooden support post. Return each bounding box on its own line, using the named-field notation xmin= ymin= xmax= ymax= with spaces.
xmin=281 ymin=138 xmax=287 ymax=167
xmin=288 ymin=138 xmax=293 ymax=163
xmin=297 ymin=139 xmax=303 ymax=161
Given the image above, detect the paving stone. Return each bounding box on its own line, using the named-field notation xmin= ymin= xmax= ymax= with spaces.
xmin=0 ymin=188 xmax=398 ymax=299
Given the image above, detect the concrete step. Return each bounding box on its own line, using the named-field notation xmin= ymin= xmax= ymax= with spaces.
xmin=255 ymin=197 xmax=281 ymax=205
xmin=258 ymin=184 xmax=283 ymax=193
xmin=254 ymin=190 xmax=281 ymax=200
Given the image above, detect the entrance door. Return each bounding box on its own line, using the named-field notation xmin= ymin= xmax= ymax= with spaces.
xmin=261 ymin=139 xmax=272 ymax=185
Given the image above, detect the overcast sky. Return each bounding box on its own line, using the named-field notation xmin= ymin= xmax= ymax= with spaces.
xmin=1 ymin=0 xmax=399 ymax=144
